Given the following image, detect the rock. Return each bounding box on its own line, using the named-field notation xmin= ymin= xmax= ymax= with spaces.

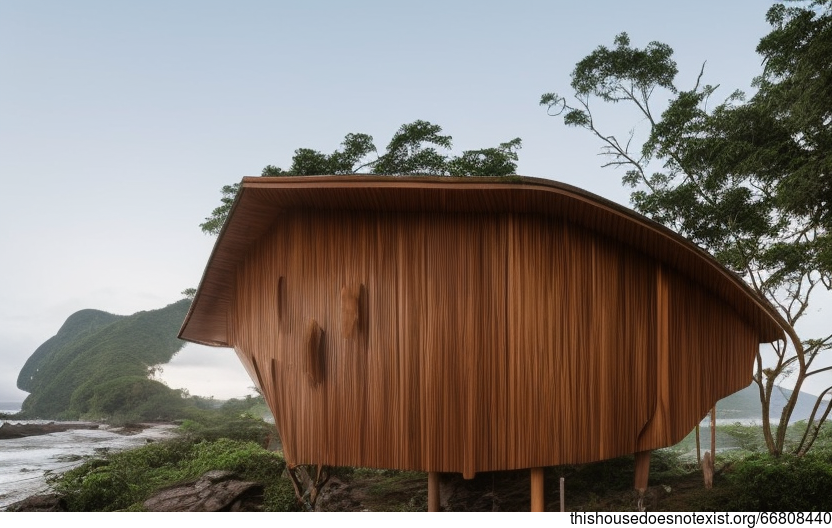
xmin=316 ymin=476 xmax=364 ymax=511
xmin=109 ymin=423 xmax=153 ymax=436
xmin=5 ymin=494 xmax=67 ymax=512
xmin=142 ymin=471 xmax=264 ymax=512
xmin=0 ymin=422 xmax=99 ymax=440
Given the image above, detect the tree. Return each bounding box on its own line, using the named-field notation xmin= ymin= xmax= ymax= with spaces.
xmin=541 ymin=1 xmax=832 ymax=456
xmin=755 ymin=1 xmax=832 ymax=235
xmin=200 ymin=184 xmax=240 ymax=236
xmin=200 ymin=120 xmax=522 ymax=235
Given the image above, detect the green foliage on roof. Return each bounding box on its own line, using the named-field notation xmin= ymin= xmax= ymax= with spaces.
xmin=200 ymin=120 xmax=523 ymax=235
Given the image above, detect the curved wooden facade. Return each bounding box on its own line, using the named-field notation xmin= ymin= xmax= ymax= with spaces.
xmin=180 ymin=176 xmax=784 ymax=478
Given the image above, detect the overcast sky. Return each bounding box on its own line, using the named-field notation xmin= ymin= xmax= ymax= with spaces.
xmin=1 ymin=1 xmax=827 ymax=403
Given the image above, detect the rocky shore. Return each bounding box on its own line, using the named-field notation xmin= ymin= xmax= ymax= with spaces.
xmin=6 ymin=470 xmax=265 ymax=512
xmin=0 ymin=421 xmax=181 ymax=511
xmin=0 ymin=421 xmax=100 ymax=440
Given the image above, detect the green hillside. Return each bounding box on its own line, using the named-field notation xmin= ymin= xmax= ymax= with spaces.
xmin=718 ymin=383 xmax=820 ymax=424
xmin=17 ymin=300 xmax=191 ymax=420
xmin=17 ymin=309 xmax=124 ymax=393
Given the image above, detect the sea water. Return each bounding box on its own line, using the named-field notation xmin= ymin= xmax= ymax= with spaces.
xmin=0 ymin=402 xmax=23 ymax=420
xmin=0 ymin=419 xmax=178 ymax=510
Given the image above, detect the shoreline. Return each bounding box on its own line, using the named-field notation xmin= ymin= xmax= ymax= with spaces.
xmin=0 ymin=421 xmax=162 ymax=440
xmin=0 ymin=422 xmax=181 ymax=510
xmin=0 ymin=421 xmax=100 ymax=440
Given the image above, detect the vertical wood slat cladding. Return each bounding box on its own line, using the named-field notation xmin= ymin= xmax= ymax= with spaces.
xmin=634 ymin=267 xmax=760 ymax=451
xmin=664 ymin=269 xmax=758 ymax=443
xmin=507 ymin=216 xmax=656 ymax=466
xmin=181 ymin=177 xmax=785 ymax=347
xmin=227 ymin=207 xmax=763 ymax=474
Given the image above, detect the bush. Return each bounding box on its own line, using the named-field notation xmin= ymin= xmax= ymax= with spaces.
xmin=49 ymin=438 xmax=297 ymax=511
xmin=70 ymin=376 xmax=192 ymax=422
xmin=722 ymin=453 xmax=832 ymax=511
xmin=721 ymin=423 xmax=767 ymax=453
xmin=179 ymin=412 xmax=276 ymax=445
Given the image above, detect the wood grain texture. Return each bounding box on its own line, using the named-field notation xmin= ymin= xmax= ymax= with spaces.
xmin=180 ymin=176 xmax=785 ymax=346
xmin=182 ymin=176 xmax=785 ymax=474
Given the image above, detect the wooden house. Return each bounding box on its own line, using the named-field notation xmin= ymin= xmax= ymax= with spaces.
xmin=179 ymin=175 xmax=784 ymax=511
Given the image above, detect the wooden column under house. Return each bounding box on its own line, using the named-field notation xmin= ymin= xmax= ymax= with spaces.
xmin=179 ymin=175 xmax=785 ymax=512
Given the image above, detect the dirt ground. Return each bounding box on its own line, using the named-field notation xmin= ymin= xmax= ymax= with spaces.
xmin=314 ymin=461 xmax=727 ymax=512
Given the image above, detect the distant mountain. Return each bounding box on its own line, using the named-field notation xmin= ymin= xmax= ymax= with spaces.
xmin=17 ymin=309 xmax=124 ymax=394
xmin=717 ymin=383 xmax=821 ymax=424
xmin=17 ymin=300 xmax=190 ymax=420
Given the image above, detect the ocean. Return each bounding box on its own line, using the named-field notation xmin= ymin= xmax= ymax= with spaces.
xmin=0 ymin=402 xmax=23 ymax=417
xmin=0 ymin=412 xmax=178 ymax=510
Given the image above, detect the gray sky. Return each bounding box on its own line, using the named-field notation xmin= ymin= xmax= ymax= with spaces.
xmin=1 ymin=1 xmax=827 ymax=403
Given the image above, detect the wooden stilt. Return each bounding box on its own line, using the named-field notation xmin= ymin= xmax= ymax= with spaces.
xmin=703 ymin=451 xmax=714 ymax=489
xmin=695 ymin=424 xmax=701 ymax=466
xmin=704 ymin=406 xmax=717 ymax=489
xmin=530 ymin=467 xmax=545 ymax=512
xmin=634 ymin=450 xmax=651 ymax=492
xmin=428 ymin=471 xmax=440 ymax=512
xmin=710 ymin=406 xmax=716 ymax=462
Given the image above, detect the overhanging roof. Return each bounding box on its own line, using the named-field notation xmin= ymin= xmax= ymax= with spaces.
xmin=179 ymin=175 xmax=786 ymax=346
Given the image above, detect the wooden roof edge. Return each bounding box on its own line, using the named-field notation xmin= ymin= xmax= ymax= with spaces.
xmin=180 ymin=174 xmax=788 ymax=345
xmin=177 ymin=179 xmax=250 ymax=346
xmin=533 ymin=176 xmax=788 ymax=343
xmin=178 ymin=334 xmax=229 ymax=348
xmin=246 ymin=174 xmax=788 ymax=341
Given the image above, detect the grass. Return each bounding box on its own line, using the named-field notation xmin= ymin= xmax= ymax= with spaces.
xmin=49 ymin=437 xmax=297 ymax=511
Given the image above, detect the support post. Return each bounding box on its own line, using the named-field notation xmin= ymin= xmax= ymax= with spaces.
xmin=710 ymin=405 xmax=716 ymax=462
xmin=428 ymin=471 xmax=440 ymax=512
xmin=704 ymin=405 xmax=717 ymax=489
xmin=634 ymin=450 xmax=651 ymax=492
xmin=695 ymin=423 xmax=701 ymax=466
xmin=530 ymin=467 xmax=545 ymax=512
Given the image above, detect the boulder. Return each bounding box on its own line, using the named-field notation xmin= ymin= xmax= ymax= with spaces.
xmin=5 ymin=494 xmax=67 ymax=512
xmin=0 ymin=422 xmax=99 ymax=440
xmin=142 ymin=470 xmax=264 ymax=512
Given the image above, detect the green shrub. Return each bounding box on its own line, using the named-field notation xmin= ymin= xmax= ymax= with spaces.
xmin=722 ymin=453 xmax=832 ymax=511
xmin=70 ymin=375 xmax=193 ymax=422
xmin=721 ymin=423 xmax=767 ymax=453
xmin=179 ymin=411 xmax=276 ymax=445
xmin=49 ymin=438 xmax=296 ymax=511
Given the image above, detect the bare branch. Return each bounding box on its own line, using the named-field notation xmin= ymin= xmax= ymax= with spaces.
xmin=807 ymin=365 xmax=832 ymax=377
xmin=795 ymin=386 xmax=832 ymax=455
